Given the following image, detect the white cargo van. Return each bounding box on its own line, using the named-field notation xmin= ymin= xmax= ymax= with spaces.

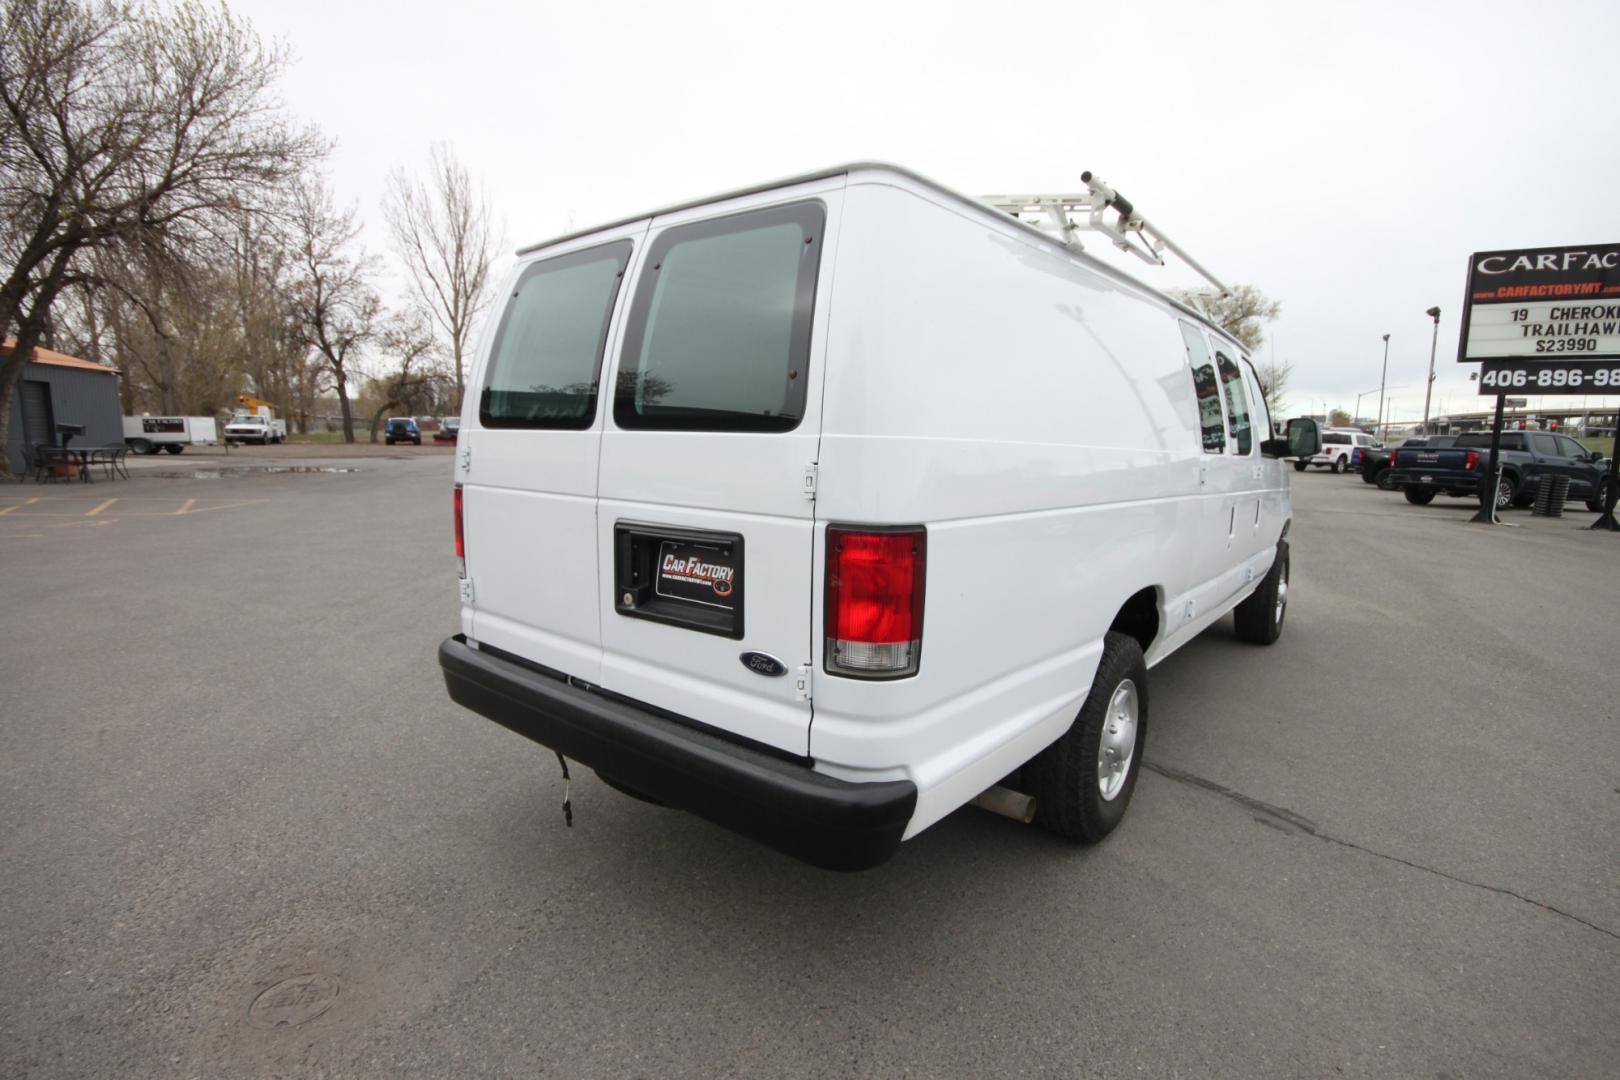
xmin=439 ymin=163 xmax=1320 ymax=870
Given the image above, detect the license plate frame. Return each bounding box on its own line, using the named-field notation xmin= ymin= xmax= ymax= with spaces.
xmin=613 ymin=522 xmax=744 ymax=639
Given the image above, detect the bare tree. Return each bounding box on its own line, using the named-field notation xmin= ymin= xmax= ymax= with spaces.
xmin=363 ymin=312 xmax=442 ymax=442
xmin=1253 ymin=357 xmax=1294 ymax=420
xmin=289 ymin=175 xmax=380 ymax=443
xmin=383 ymin=143 xmax=500 ymax=410
xmin=1170 ymin=284 xmax=1282 ymax=354
xmin=0 ymin=0 xmax=324 ymax=476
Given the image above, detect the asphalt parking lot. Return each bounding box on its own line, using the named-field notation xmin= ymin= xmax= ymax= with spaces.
xmin=2 ymin=455 xmax=1616 ymax=1078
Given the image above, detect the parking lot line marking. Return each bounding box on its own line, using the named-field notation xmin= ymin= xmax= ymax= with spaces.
xmin=0 ymin=497 xmax=41 ymax=516
xmin=86 ymin=498 xmax=119 ymax=517
xmin=173 ymin=498 xmax=196 ymax=515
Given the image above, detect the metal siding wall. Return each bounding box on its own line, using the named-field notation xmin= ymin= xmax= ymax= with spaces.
xmin=4 ymin=379 xmax=23 ymax=473
xmin=5 ymin=363 xmax=122 ymax=471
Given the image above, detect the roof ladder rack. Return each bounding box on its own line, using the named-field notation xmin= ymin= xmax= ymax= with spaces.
xmin=981 ymin=171 xmax=1230 ymax=297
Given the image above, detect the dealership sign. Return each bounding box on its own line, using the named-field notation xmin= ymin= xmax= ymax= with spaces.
xmin=1459 ymin=244 xmax=1620 ymax=387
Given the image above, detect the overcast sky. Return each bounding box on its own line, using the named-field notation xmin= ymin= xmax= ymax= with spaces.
xmin=234 ymin=0 xmax=1620 ymax=427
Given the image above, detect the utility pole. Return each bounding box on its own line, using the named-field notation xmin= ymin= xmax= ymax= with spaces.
xmin=1376 ymin=333 xmax=1390 ymax=440
xmin=1422 ymin=307 xmax=1441 ymax=434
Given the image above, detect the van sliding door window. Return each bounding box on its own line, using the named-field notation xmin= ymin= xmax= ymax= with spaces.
xmin=1215 ymin=350 xmax=1253 ymax=455
xmin=1180 ymin=322 xmax=1225 ymax=453
xmin=479 ymin=240 xmax=633 ymax=429
xmin=614 ymin=201 xmax=824 ymax=433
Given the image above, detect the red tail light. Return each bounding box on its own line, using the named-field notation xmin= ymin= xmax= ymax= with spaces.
xmin=1464 ymin=451 xmax=1480 ymax=471
xmin=453 ymin=484 xmax=466 ymax=578
xmin=825 ymin=525 xmax=926 ymax=678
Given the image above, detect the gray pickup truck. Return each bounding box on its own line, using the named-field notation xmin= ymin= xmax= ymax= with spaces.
xmin=1387 ymin=430 xmax=1612 ymax=510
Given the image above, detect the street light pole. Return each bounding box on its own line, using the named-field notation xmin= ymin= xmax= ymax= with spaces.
xmin=1422 ymin=307 xmax=1441 ymax=434
xmin=1376 ymin=334 xmax=1390 ymax=440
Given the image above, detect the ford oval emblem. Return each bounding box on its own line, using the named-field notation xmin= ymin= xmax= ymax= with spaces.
xmin=739 ymin=651 xmax=787 ymax=677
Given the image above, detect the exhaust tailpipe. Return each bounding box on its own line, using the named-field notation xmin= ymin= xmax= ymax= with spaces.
xmin=970 ymin=785 xmax=1035 ymax=824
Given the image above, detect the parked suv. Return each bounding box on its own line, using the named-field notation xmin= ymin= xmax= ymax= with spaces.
xmin=438 ymin=163 xmax=1322 ymax=870
xmin=384 ymin=417 xmax=421 ymax=445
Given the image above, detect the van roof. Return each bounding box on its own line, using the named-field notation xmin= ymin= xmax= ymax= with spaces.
xmin=516 ymin=162 xmax=1250 ymax=356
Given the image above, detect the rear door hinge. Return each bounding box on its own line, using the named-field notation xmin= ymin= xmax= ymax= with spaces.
xmin=802 ymin=462 xmax=818 ymax=500
xmin=795 ymin=663 xmax=812 ymax=701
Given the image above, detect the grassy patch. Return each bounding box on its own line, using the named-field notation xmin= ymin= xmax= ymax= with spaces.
xmin=1573 ymin=436 xmax=1618 ymax=455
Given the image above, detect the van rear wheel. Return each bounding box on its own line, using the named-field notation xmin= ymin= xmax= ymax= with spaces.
xmin=1026 ymin=631 xmax=1147 ymax=844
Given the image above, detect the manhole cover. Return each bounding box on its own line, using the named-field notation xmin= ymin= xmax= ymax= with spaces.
xmin=248 ymin=973 xmax=340 ymax=1029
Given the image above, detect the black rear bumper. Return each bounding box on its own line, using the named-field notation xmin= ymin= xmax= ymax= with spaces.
xmin=1388 ymin=469 xmax=1480 ymax=494
xmin=438 ymin=636 xmax=916 ymax=871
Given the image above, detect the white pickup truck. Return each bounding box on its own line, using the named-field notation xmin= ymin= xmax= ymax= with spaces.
xmin=223 ymin=410 xmax=287 ymax=445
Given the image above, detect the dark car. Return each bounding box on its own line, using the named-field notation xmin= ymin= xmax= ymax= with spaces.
xmin=1361 ymin=436 xmax=1457 ymax=488
xmin=432 ymin=417 xmax=461 ymax=444
xmin=384 ymin=417 xmax=421 ymax=446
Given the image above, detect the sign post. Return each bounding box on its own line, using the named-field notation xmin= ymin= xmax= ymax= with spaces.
xmin=1457 ymin=242 xmax=1620 ymax=527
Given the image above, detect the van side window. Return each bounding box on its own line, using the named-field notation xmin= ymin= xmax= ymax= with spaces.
xmin=480 ymin=240 xmax=633 ymax=429
xmin=1180 ymin=322 xmax=1225 ymax=453
xmin=1214 ymin=349 xmax=1252 ymax=455
xmin=614 ymin=201 xmax=824 ymax=433
xmin=1242 ymin=357 xmax=1272 ymax=440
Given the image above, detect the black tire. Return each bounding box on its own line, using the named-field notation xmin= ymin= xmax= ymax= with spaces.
xmin=163 ymin=444 xmax=182 ymax=454
xmin=1492 ymin=474 xmax=1518 ymax=510
xmin=128 ymin=438 xmax=152 ymax=455
xmin=1375 ymin=468 xmax=1395 ymax=490
xmin=1027 ymin=632 xmax=1148 ymax=844
xmin=1234 ymin=542 xmax=1289 ymax=645
xmin=1330 ymin=456 xmax=1344 ymax=474
xmin=1360 ymin=463 xmax=1381 ymax=484
xmin=1405 ymin=488 xmax=1436 ymax=505
xmin=1587 ymin=477 xmax=1614 ymax=513
xmin=1293 ymin=460 xmax=1307 ymax=472
xmin=385 ymin=437 xmax=394 ymax=445
xmin=413 ymin=436 xmax=421 ymax=445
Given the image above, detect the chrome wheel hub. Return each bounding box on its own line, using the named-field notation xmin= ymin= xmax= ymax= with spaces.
xmin=1275 ymin=563 xmax=1289 ymax=626
xmin=1097 ymin=678 xmax=1139 ymax=802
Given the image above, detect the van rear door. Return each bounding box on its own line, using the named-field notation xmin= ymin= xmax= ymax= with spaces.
xmin=596 ymin=182 xmax=842 ymax=757
xmin=464 ymin=223 xmax=645 ymax=683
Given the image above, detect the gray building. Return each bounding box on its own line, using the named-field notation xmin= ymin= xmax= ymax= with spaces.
xmin=4 ymin=343 xmax=122 ymax=474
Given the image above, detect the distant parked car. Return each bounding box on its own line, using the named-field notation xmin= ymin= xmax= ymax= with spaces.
xmin=384 ymin=417 xmax=421 ymax=445
xmin=1297 ymin=429 xmax=1379 ymax=473
xmin=432 ymin=417 xmax=461 ymax=444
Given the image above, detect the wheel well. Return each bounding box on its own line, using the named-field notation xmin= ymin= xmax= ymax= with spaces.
xmin=1109 ymin=587 xmax=1160 ymax=653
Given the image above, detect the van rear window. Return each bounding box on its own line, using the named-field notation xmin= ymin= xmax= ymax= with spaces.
xmin=614 ymin=201 xmax=824 ymax=433
xmin=480 ymin=240 xmax=632 ymax=429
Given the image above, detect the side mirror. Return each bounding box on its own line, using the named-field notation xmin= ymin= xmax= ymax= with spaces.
xmin=1261 ymin=417 xmax=1323 ymax=459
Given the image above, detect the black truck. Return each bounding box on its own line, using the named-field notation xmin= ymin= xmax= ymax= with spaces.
xmin=1360 ymin=435 xmax=1456 ymax=488
xmin=1387 ymin=430 xmax=1612 ymax=510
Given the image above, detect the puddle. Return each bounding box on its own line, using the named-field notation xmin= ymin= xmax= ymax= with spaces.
xmin=144 ymin=466 xmax=361 ymax=479
xmin=248 ymin=973 xmax=340 ymax=1029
